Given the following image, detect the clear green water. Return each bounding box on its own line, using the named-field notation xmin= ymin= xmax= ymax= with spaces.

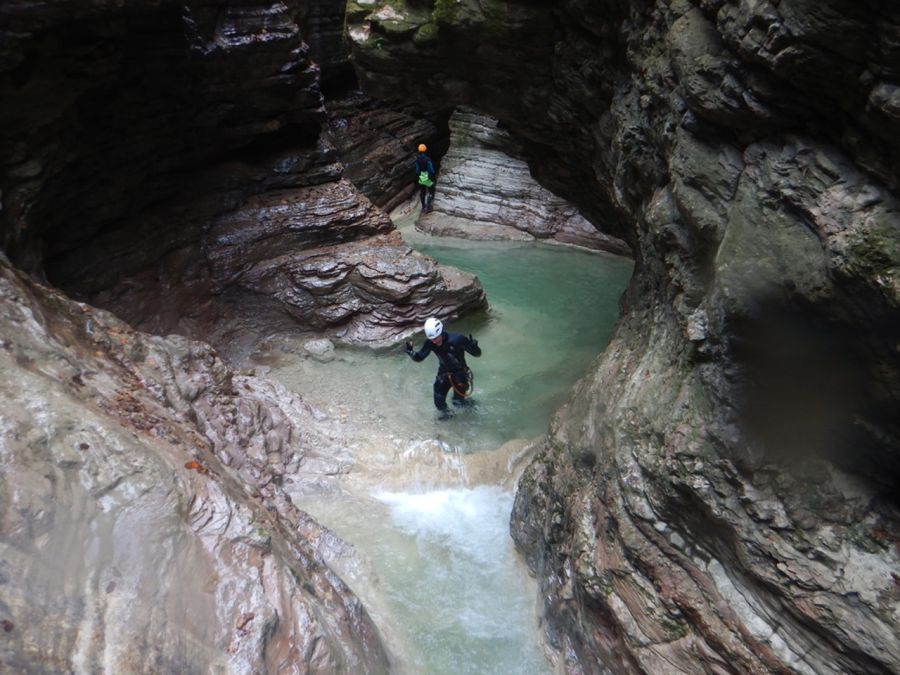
xmin=257 ymin=218 xmax=632 ymax=674
xmin=393 ymin=219 xmax=633 ymax=450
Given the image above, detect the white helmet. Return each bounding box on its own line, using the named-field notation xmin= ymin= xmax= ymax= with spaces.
xmin=424 ymin=317 xmax=443 ymax=340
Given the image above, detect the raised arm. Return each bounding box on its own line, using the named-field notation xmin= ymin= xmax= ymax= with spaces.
xmin=405 ymin=339 xmax=433 ymax=362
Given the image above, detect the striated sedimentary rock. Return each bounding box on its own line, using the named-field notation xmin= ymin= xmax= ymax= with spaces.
xmin=307 ymin=0 xmax=454 ymax=212
xmin=0 ymin=2 xmax=486 ymax=665
xmin=86 ymin=179 xmax=484 ymax=354
xmin=328 ymin=92 xmax=450 ymax=213
xmin=0 ymin=254 xmax=390 ymax=672
xmin=229 ymin=228 xmax=487 ymax=345
xmin=418 ymin=107 xmax=630 ymax=254
xmin=306 ymin=0 xmax=360 ymax=93
xmin=0 ymin=0 xmax=482 ymax=354
xmin=0 ymin=2 xmax=489 ymax=666
xmin=348 ymin=0 xmax=900 ymax=673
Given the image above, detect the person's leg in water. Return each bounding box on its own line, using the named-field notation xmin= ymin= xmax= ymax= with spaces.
xmin=420 ymin=184 xmax=428 ymax=211
xmin=433 ymin=374 xmax=452 ymax=419
xmin=425 ymin=185 xmax=435 ymax=213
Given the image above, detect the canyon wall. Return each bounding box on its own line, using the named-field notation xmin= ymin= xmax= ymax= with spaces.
xmin=0 ymin=1 xmax=476 ymax=670
xmin=1 ymin=0 xmax=897 ymax=671
xmin=347 ymin=0 xmax=900 ymax=672
xmin=416 ymin=107 xmax=631 ymax=253
xmin=0 ymin=0 xmax=482 ymax=355
xmin=0 ymin=253 xmax=392 ymax=672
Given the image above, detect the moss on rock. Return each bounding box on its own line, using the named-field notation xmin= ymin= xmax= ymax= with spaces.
xmin=432 ymin=0 xmax=459 ymax=24
xmin=414 ymin=21 xmax=440 ymax=46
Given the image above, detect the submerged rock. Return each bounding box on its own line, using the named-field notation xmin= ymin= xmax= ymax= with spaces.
xmin=304 ymin=338 xmax=336 ymax=362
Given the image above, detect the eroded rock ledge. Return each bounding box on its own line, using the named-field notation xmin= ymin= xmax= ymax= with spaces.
xmin=0 ymin=0 xmax=482 ymax=354
xmin=348 ymin=0 xmax=900 ymax=672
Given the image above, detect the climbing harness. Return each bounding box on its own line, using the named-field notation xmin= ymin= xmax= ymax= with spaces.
xmin=448 ymin=368 xmax=474 ymax=398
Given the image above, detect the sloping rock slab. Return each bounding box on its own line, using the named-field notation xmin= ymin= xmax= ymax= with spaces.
xmin=417 ymin=213 xmax=535 ymax=241
xmin=0 ymin=256 xmax=390 ymax=674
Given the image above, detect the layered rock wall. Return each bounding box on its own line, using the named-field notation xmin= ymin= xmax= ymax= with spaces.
xmin=417 ymin=107 xmax=631 ymax=254
xmin=347 ymin=0 xmax=900 ymax=672
xmin=328 ymin=92 xmax=450 ymax=213
xmin=0 ymin=0 xmax=481 ymax=352
xmin=0 ymin=2 xmax=481 ymax=668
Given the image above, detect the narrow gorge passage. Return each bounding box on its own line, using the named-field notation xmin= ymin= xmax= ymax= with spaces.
xmin=4 ymin=0 xmax=897 ymax=671
xmin=242 ymin=208 xmax=633 ymax=673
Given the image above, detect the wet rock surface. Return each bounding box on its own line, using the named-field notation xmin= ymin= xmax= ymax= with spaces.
xmin=417 ymin=108 xmax=630 ymax=254
xmin=348 ymin=0 xmax=900 ymax=672
xmin=0 ymin=0 xmax=896 ymax=671
xmin=86 ymin=181 xmax=485 ymax=356
xmin=0 ymin=255 xmax=390 ymax=673
xmin=0 ymin=2 xmax=484 ymax=668
xmin=328 ymin=92 xmax=451 ymax=214
xmin=0 ymin=0 xmax=478 ymax=354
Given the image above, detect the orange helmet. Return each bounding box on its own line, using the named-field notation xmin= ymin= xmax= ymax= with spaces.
xmin=417 ymin=144 xmax=427 ymax=153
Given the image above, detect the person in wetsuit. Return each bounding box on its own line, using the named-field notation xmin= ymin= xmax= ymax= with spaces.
xmin=405 ymin=317 xmax=481 ymax=415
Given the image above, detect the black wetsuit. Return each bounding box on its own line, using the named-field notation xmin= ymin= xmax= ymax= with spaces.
xmin=408 ymin=332 xmax=481 ymax=411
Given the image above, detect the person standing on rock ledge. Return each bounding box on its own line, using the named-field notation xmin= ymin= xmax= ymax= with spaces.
xmin=405 ymin=317 xmax=481 ymax=418
xmin=414 ymin=143 xmax=437 ymax=213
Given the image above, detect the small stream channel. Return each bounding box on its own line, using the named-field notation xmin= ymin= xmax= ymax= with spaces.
xmin=247 ymin=213 xmax=632 ymax=673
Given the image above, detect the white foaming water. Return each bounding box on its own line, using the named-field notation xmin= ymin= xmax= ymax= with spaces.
xmin=376 ymin=487 xmax=513 ymax=570
xmin=372 ymin=486 xmax=546 ymax=674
